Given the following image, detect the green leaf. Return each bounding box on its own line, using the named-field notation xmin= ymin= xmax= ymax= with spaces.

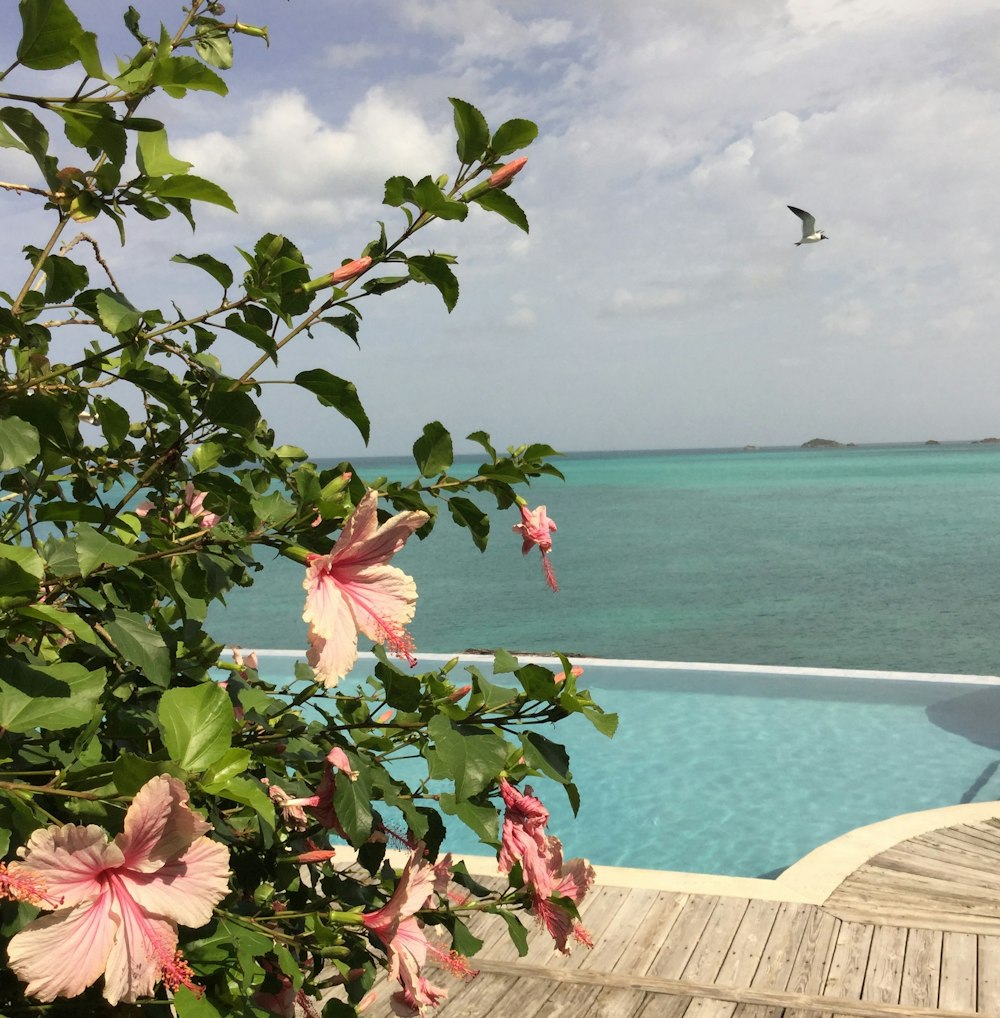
xmin=171 ymin=252 xmax=233 ymax=290
xmin=94 ymin=397 xmax=130 ymax=447
xmin=438 ymin=793 xmax=499 ymax=845
xmin=411 ymin=176 xmax=468 ymax=221
xmin=0 ymin=107 xmax=59 ymax=187
xmin=214 ymin=776 xmax=275 ymax=830
xmin=225 ymin=312 xmax=276 ymax=361
xmin=498 ymin=910 xmax=529 ymax=956
xmin=582 ymin=705 xmax=619 ymax=738
xmin=491 ymin=118 xmax=538 ymax=156
xmin=137 ymin=128 xmax=193 ymax=175
xmin=294 ymin=369 xmax=370 ymax=444
xmin=425 ymin=715 xmax=508 ymax=801
xmin=200 ymin=748 xmax=252 ymax=793
xmin=319 ymin=313 xmax=360 ymax=345
xmin=467 ymin=430 xmax=496 ymax=460
xmin=17 ymin=0 xmax=85 ymax=70
xmin=250 ymin=491 xmax=296 ymax=526
xmin=520 ymin=732 xmax=572 ymax=784
xmin=150 ymin=55 xmax=228 ymax=97
xmin=450 ymin=97 xmax=490 ymax=164
xmin=333 ymin=761 xmax=374 ymax=846
xmin=0 ymin=415 xmax=40 ymax=469
xmin=383 ymin=175 xmax=413 ymax=207
xmin=413 ymin=420 xmax=453 ymax=477
xmin=408 ymin=254 xmax=459 ymax=312
xmin=448 ymin=496 xmax=489 ymax=552
xmin=158 ymin=682 xmax=234 ymax=771
xmin=191 ymin=441 xmax=225 ymax=472
xmin=34 ymin=251 xmax=89 ymax=303
xmin=17 ymin=604 xmax=100 ymax=645
xmin=376 ymin=663 xmax=421 ymax=712
xmin=492 ymin=649 xmax=519 ymax=675
xmin=56 ymin=104 xmax=126 ymax=164
xmin=105 ymin=611 xmax=170 ymax=685
xmin=173 ymin=986 xmax=225 ymax=1018
xmin=471 ymin=188 xmax=529 ymax=233
xmin=0 ymin=659 xmax=105 ymax=732
xmin=95 ymin=291 xmax=140 ymax=335
xmin=0 ymin=545 xmax=44 ymax=595
xmin=113 ymin=752 xmax=182 ymax=795
xmin=0 ymin=121 xmax=28 ymax=151
xmin=75 ymin=523 xmax=138 ymax=576
xmin=147 ymin=174 xmax=236 ymax=212
xmin=194 ymin=31 xmax=233 ymax=70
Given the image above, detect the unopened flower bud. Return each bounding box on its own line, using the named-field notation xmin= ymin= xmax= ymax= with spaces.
xmin=488 ymin=157 xmax=527 ymax=188
xmin=331 ymin=256 xmax=372 ymax=283
xmin=448 ymin=684 xmax=472 ymax=701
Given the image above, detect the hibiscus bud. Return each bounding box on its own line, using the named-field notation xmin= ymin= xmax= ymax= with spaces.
xmin=294 ymin=849 xmax=337 ymax=864
xmin=331 ymin=256 xmax=372 ymax=283
xmin=375 ymin=709 xmax=395 ymax=724
xmin=448 ymin=684 xmax=472 ymax=701
xmin=488 ymin=156 xmax=527 ymax=188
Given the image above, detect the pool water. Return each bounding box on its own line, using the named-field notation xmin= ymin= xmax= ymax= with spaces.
xmin=254 ymin=653 xmax=1000 ymax=878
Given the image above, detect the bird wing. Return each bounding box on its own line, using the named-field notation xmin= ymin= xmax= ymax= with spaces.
xmin=787 ymin=206 xmax=816 ymax=237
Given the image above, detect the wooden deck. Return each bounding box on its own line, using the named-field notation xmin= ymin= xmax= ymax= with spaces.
xmin=361 ymin=813 xmax=1000 ymax=1017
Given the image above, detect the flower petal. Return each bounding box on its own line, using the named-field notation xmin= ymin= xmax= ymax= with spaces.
xmin=306 ymin=625 xmax=358 ymax=688
xmin=16 ymin=823 xmax=118 ymax=907
xmin=116 ymin=775 xmax=210 ymax=873
xmin=332 ymin=491 xmax=427 ymax=569
xmin=336 ymin=564 xmax=418 ymax=644
xmin=7 ymin=889 xmax=117 ymax=1001
xmin=122 ymin=835 xmax=230 ymax=927
xmin=102 ymin=885 xmax=178 ymax=1005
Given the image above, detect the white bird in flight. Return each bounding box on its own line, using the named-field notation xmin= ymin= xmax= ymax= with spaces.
xmin=788 ymin=206 xmax=828 ymax=246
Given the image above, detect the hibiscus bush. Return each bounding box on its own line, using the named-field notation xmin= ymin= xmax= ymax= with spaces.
xmin=0 ymin=3 xmax=616 ymax=1016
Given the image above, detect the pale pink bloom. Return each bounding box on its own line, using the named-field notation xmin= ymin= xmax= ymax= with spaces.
xmin=488 ymin=156 xmax=527 ymax=188
xmin=554 ymin=666 xmax=584 ymax=684
xmin=497 ymin=778 xmax=552 ymax=891
xmin=497 ymin=779 xmax=594 ymax=954
xmin=6 ymin=775 xmax=230 ymax=1005
xmin=362 ymin=845 xmax=471 ymax=1016
xmin=0 ymin=862 xmax=62 ymax=908
xmin=232 ymin=647 xmax=259 ymax=673
xmin=182 ymin=483 xmax=221 ymax=528
xmin=530 ymin=837 xmax=595 ymax=953
xmin=135 ymin=500 xmax=154 ymax=517
xmin=325 ymin=745 xmax=358 ymax=781
xmin=512 ymin=504 xmax=558 ymax=591
xmin=302 ymin=490 xmax=428 ymax=685
xmin=261 ymin=780 xmax=312 ymax=832
xmin=331 ymin=256 xmax=372 ymax=283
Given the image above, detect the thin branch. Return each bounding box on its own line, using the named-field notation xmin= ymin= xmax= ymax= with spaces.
xmin=59 ymin=233 xmax=122 ymax=291
xmin=0 ymin=180 xmax=55 ymax=198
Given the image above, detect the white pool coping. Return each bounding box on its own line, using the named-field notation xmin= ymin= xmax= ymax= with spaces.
xmin=249 ymin=648 xmax=1000 ymax=686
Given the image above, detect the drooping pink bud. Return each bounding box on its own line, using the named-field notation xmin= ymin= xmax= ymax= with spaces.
xmin=325 ymin=746 xmax=358 ymax=781
xmin=294 ymin=848 xmax=338 ymax=864
xmin=553 ymin=667 xmax=584 ymax=684
xmin=448 ymin=684 xmax=472 ymax=702
xmin=488 ymin=157 xmax=527 ymax=188
xmin=330 ymin=256 xmax=372 ymax=283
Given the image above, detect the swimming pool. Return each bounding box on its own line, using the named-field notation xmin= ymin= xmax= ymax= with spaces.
xmin=251 ymin=652 xmax=1000 ymax=878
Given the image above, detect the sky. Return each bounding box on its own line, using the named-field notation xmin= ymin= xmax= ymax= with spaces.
xmin=2 ymin=0 xmax=1000 ymax=456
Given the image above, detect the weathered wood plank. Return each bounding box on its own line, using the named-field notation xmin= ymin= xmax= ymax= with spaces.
xmin=464 ymin=956 xmax=985 ymax=1017
xmin=580 ymin=886 xmax=662 ymax=973
xmin=749 ymin=902 xmax=813 ymax=992
xmin=978 ymin=935 xmax=1000 ymax=1016
xmin=681 ymin=897 xmax=751 ymax=984
xmin=617 ymin=892 xmax=692 ymax=975
xmin=781 ymin=908 xmax=840 ymax=1018
xmin=938 ymin=932 xmax=977 ymax=1013
xmin=860 ymin=924 xmax=906 ymax=1004
xmin=647 ymin=895 xmax=722 ymax=980
xmin=684 ymin=898 xmax=782 ymax=1018
xmin=822 ymin=921 xmax=874 ymax=1002
xmin=898 ymin=927 xmax=942 ymax=1010
xmin=633 ymin=991 xmax=696 ymax=1017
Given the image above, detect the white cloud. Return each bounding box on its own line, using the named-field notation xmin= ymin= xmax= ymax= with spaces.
xmin=174 ymin=88 xmax=452 ymax=230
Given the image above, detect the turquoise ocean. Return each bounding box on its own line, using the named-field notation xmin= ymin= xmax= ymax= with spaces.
xmin=212 ymin=442 xmax=1000 ymax=675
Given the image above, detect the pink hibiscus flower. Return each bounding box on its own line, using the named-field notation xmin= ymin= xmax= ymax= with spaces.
xmin=5 ymin=775 xmax=230 ymax=1005
xmin=302 ymin=490 xmax=429 ymax=686
xmin=512 ymin=503 xmax=558 ymax=591
xmin=497 ymin=778 xmax=594 ymax=954
xmin=362 ymin=844 xmax=473 ymax=1016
